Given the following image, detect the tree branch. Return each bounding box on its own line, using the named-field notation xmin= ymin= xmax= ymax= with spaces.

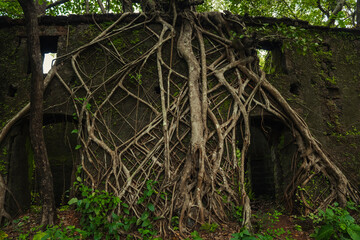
xmin=85 ymin=0 xmax=89 ymax=13
xmin=97 ymin=0 xmax=106 ymax=13
xmin=317 ymin=0 xmax=330 ymax=17
xmin=45 ymin=0 xmax=69 ymax=10
xmin=327 ymin=0 xmax=346 ymax=26
xmin=356 ymin=0 xmax=360 ymax=27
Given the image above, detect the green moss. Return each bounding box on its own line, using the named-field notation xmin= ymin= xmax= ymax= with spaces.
xmin=130 ymin=30 xmax=141 ymax=44
xmin=0 ymin=146 xmax=8 ymax=175
xmin=100 ymin=21 xmax=113 ymax=29
xmin=219 ymin=98 xmax=232 ymax=119
xmin=111 ymin=37 xmax=126 ymax=51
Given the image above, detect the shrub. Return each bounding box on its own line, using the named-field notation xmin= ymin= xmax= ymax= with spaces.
xmin=310 ymin=202 xmax=360 ymax=240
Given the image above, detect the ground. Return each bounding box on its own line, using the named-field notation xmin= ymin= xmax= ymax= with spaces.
xmin=1 ymin=201 xmax=314 ymax=239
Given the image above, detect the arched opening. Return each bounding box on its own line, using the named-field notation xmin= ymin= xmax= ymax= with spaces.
xmin=4 ymin=113 xmax=78 ymax=217
xmin=238 ymin=115 xmax=297 ymax=201
xmin=42 ymin=114 xmax=78 ymax=206
xmin=247 ymin=121 xmax=276 ymax=198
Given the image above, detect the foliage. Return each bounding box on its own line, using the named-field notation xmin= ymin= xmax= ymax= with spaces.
xmin=188 ymin=230 xmax=203 ymax=240
xmin=65 ymin=174 xmax=159 ymax=239
xmin=226 ymin=0 xmax=358 ymax=27
xmin=0 ymin=0 xmax=23 ymax=18
xmin=0 ymin=0 xmax=123 ymax=18
xmin=231 ymin=227 xmax=292 ymax=240
xmin=32 ymin=225 xmax=85 ymax=240
xmin=310 ymin=202 xmax=360 ymax=240
xmin=231 ymin=209 xmax=294 ymax=239
xmin=0 ymin=230 xmax=8 ymax=239
xmin=253 ymin=209 xmax=282 ymax=229
xmin=233 ymin=205 xmax=244 ymax=222
xmin=1 ymin=0 xmax=359 ymax=28
xmin=68 ymin=178 xmax=122 ymax=239
xmin=231 ymin=228 xmax=256 ymax=240
xmin=199 ymin=222 xmax=219 ymax=233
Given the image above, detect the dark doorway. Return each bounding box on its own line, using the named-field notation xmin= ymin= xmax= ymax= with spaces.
xmin=5 ymin=114 xmax=78 ymax=217
xmin=238 ymin=116 xmax=296 ymax=200
xmin=42 ymin=114 xmax=78 ymax=206
xmin=247 ymin=123 xmax=276 ymax=198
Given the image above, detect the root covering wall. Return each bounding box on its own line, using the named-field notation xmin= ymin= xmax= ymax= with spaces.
xmin=0 ymin=14 xmax=359 ymax=219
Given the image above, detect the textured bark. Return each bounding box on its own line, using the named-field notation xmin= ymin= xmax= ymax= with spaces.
xmin=0 ymin=175 xmax=11 ymax=225
xmin=356 ymin=0 xmax=360 ymax=28
xmin=177 ymin=14 xmax=207 ymax=234
xmin=121 ymin=0 xmax=133 ymax=12
xmin=18 ymin=0 xmax=56 ymax=226
xmin=327 ymin=0 xmax=346 ymax=26
xmin=2 ymin=5 xmax=359 ymax=237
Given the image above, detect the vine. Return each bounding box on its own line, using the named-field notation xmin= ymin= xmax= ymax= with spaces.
xmin=0 ymin=9 xmax=359 ymax=237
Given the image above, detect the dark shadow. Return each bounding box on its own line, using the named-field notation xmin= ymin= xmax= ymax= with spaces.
xmin=237 ymin=116 xmax=296 ymax=201
xmin=5 ymin=113 xmax=78 ymax=218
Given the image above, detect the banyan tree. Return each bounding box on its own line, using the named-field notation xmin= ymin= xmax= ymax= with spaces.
xmin=0 ymin=0 xmax=359 ymax=237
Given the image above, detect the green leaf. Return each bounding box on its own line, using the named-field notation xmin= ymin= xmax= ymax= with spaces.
xmin=32 ymin=232 xmax=47 ymax=240
xmin=315 ymin=225 xmax=335 ymax=240
xmin=147 ymin=203 xmax=155 ymax=212
xmin=71 ymin=129 xmax=78 ymax=134
xmin=136 ymin=218 xmax=142 ymax=226
xmin=347 ymin=224 xmax=360 ymax=240
xmin=141 ymin=219 xmax=151 ymax=227
xmin=68 ymin=198 xmax=78 ymax=205
xmin=75 ymin=145 xmax=82 ymax=150
xmin=141 ymin=211 xmax=149 ymax=221
xmin=191 ymin=231 xmax=203 ymax=240
xmin=94 ymin=208 xmax=100 ymax=215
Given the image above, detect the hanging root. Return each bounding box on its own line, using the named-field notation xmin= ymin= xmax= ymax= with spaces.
xmin=0 ymin=10 xmax=358 ymax=236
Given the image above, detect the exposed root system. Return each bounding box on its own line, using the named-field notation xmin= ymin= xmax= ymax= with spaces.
xmin=1 ymin=10 xmax=358 ymax=236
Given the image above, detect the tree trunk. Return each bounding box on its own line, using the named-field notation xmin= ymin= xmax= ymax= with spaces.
xmin=18 ymin=0 xmax=56 ymax=226
xmin=356 ymin=0 xmax=360 ymax=28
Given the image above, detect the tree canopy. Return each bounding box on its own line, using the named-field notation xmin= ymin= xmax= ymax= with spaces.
xmin=1 ymin=0 xmax=360 ymax=28
xmin=1 ymin=0 xmax=359 ymax=237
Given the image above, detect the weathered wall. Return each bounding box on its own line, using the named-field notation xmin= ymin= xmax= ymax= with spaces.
xmin=0 ymin=14 xmax=359 ymax=215
xmin=254 ymin=22 xmax=360 ymax=187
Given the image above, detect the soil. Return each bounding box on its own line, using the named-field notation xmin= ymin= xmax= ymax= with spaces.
xmin=1 ymin=204 xmax=314 ymax=239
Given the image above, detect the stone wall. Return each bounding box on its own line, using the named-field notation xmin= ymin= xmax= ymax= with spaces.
xmin=0 ymin=14 xmax=359 ymax=215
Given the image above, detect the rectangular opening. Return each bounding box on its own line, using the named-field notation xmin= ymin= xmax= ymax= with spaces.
xmin=43 ymin=53 xmax=57 ymax=74
xmin=40 ymin=36 xmax=58 ymax=74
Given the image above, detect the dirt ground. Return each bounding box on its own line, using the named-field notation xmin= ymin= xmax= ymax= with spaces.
xmin=1 ymin=202 xmax=314 ymax=239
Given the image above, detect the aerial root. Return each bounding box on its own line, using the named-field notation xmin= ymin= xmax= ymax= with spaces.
xmin=0 ymin=11 xmax=358 ymax=237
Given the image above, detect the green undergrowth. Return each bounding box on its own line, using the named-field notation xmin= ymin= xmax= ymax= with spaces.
xmin=1 ymin=188 xmax=360 ymax=240
xmin=230 ymin=201 xmax=360 ymax=240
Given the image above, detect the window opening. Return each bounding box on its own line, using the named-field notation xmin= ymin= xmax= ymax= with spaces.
xmin=40 ymin=36 xmax=58 ymax=74
xmin=43 ymin=53 xmax=57 ymax=74
xmin=256 ymin=41 xmax=285 ymax=74
xmin=257 ymin=49 xmax=270 ymax=72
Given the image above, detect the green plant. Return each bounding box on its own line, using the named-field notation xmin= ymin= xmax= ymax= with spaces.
xmin=68 ymin=177 xmax=122 ymax=239
xmin=190 ymin=230 xmax=203 ymax=240
xmin=129 ymin=72 xmax=142 ymax=84
xmin=232 ymin=227 xmax=293 ymax=240
xmin=0 ymin=230 xmax=8 ymax=240
xmin=233 ymin=205 xmax=243 ymax=222
xmin=32 ymin=225 xmax=85 ymax=240
xmin=135 ymin=180 xmax=159 ymax=239
xmin=171 ymin=216 xmax=179 ymax=230
xmin=294 ymin=224 xmax=302 ymax=231
xmin=254 ymin=209 xmax=282 ymax=229
xmin=231 ymin=228 xmax=256 ymax=240
xmin=267 ymin=210 xmax=282 ymax=224
xmin=200 ymin=222 xmax=219 ymax=233
xmin=310 ymin=202 xmax=360 ymax=240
